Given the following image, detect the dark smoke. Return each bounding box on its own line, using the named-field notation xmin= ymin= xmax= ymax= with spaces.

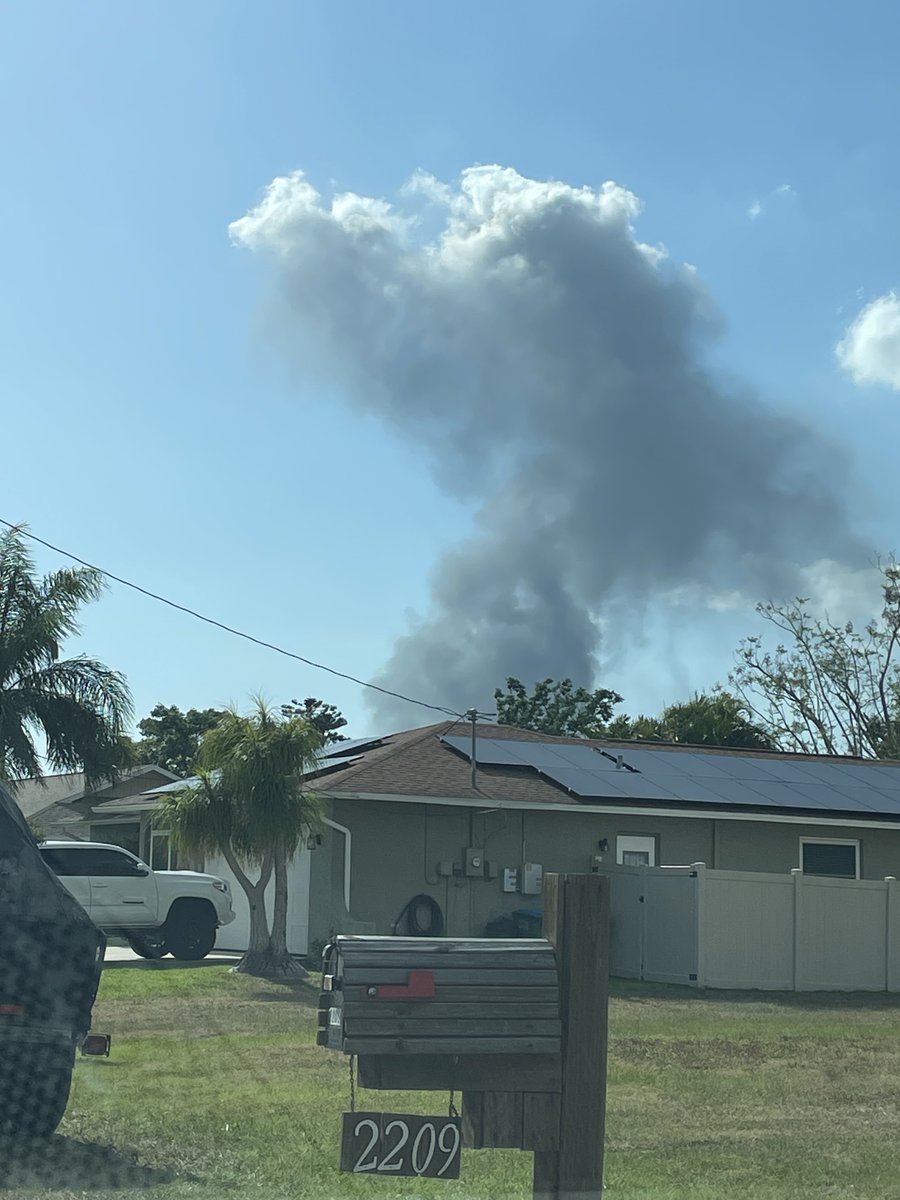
xmin=232 ymin=166 xmax=859 ymax=723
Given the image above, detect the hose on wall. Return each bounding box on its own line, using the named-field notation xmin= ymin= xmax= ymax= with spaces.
xmin=392 ymin=894 xmax=445 ymax=937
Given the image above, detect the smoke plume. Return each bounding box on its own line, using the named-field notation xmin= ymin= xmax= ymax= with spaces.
xmin=231 ymin=166 xmax=857 ymax=722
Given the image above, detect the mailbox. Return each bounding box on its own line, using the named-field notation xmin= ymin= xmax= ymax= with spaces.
xmin=318 ymin=936 xmax=562 ymax=1094
xmin=317 ymin=876 xmax=609 ymax=1171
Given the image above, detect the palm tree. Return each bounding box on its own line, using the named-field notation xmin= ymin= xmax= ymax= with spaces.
xmin=606 ymin=691 xmax=774 ymax=750
xmin=659 ymin=692 xmax=775 ymax=749
xmin=0 ymin=525 xmax=132 ymax=785
xmin=157 ymin=700 xmax=323 ymax=978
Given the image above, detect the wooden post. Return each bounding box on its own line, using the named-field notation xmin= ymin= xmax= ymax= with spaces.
xmin=533 ymin=873 xmax=610 ymax=1200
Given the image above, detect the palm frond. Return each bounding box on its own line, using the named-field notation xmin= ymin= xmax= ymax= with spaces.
xmin=0 ymin=526 xmax=131 ymax=784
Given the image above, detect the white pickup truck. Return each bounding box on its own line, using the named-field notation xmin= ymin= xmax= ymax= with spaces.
xmin=39 ymin=840 xmax=235 ymax=961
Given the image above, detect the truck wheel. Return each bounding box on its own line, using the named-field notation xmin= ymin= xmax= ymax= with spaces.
xmin=127 ymin=930 xmax=168 ymax=959
xmin=165 ymin=902 xmax=217 ymax=960
xmin=0 ymin=1043 xmax=74 ymax=1136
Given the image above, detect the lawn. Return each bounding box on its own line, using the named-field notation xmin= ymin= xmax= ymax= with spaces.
xmin=5 ymin=964 xmax=900 ymax=1199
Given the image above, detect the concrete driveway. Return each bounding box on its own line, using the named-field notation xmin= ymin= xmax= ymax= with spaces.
xmin=103 ymin=942 xmax=243 ymax=965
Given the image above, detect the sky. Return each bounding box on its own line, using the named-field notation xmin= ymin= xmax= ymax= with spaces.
xmin=3 ymin=1 xmax=900 ymax=738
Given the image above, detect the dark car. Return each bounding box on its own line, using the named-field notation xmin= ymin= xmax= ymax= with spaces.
xmin=0 ymin=782 xmax=105 ymax=1135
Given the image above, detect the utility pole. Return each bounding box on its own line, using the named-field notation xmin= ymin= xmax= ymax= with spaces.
xmin=466 ymin=708 xmax=479 ymax=791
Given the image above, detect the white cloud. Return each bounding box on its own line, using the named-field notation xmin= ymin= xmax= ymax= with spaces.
xmin=747 ymin=183 xmax=795 ymax=222
xmin=836 ymin=292 xmax=900 ymax=390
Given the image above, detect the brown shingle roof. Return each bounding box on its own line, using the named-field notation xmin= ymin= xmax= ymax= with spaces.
xmin=308 ymin=722 xmax=575 ymax=805
xmin=307 ymin=721 xmax=900 ymax=811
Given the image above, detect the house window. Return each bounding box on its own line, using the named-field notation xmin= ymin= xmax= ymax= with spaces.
xmin=800 ymin=838 xmax=859 ymax=879
xmin=617 ymin=835 xmax=657 ymax=867
xmin=150 ymin=829 xmax=177 ymax=871
xmin=89 ymin=822 xmax=141 ymax=857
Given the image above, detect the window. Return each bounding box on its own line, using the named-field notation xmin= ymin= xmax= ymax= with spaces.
xmin=616 ymin=834 xmax=657 ymax=867
xmin=89 ymin=822 xmax=141 ymax=857
xmin=41 ymin=845 xmax=149 ymax=877
xmin=40 ymin=847 xmax=93 ymax=876
xmin=800 ymin=838 xmax=859 ymax=879
xmin=150 ymin=830 xmax=176 ymax=870
xmin=88 ymin=848 xmax=150 ymax=877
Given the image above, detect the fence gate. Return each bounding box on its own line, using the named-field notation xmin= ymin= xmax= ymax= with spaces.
xmin=608 ymin=866 xmax=698 ymax=985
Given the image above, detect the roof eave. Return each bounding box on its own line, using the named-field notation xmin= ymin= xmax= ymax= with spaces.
xmin=317 ymin=789 xmax=900 ymax=830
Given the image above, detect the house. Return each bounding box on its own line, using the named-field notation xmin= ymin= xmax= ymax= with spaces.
xmin=14 ymin=765 xmax=181 ymax=866
xmin=127 ymin=720 xmax=900 ymax=958
xmin=299 ymin=722 xmax=900 ymax=946
xmin=44 ymin=722 xmax=900 ymax=964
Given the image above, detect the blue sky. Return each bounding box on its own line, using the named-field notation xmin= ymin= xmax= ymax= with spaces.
xmin=3 ymin=1 xmax=900 ymax=738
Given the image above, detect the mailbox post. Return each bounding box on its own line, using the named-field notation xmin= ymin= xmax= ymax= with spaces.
xmin=318 ymin=873 xmax=610 ymax=1199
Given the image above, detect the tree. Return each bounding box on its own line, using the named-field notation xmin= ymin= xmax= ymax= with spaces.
xmin=280 ymin=697 xmax=347 ymax=744
xmin=134 ymin=704 xmax=226 ymax=775
xmin=156 ymin=699 xmax=323 ymax=978
xmin=494 ymin=677 xmax=623 ymax=738
xmin=607 ymin=691 xmax=775 ymax=749
xmin=0 ymin=525 xmax=132 ymax=785
xmin=730 ymin=564 xmax=900 ymax=758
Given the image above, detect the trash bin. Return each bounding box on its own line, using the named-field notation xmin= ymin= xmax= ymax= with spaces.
xmin=482 ymin=907 xmax=544 ymax=938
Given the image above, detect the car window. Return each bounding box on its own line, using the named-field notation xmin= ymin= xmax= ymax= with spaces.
xmin=40 ymin=847 xmax=93 ymax=876
xmin=40 ymin=846 xmax=148 ymax=877
xmin=87 ymin=848 xmax=148 ymax=877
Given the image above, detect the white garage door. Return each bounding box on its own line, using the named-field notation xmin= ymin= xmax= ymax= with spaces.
xmin=205 ymin=847 xmax=311 ymax=956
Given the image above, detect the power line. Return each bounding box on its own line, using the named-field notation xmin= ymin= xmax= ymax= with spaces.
xmin=0 ymin=520 xmax=465 ymax=719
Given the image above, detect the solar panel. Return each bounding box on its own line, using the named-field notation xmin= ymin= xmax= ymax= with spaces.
xmin=788 ymin=783 xmax=876 ymax=812
xmin=736 ymin=780 xmax=836 ymax=811
xmin=441 ymin=736 xmax=529 ymax=765
xmin=634 ymin=775 xmax=735 ymax=806
xmin=666 ymin=753 xmax=738 ymax=779
xmin=542 ymin=744 xmax=625 ymax=771
xmin=614 ymin=749 xmax=695 ymax=775
xmin=585 ymin=771 xmax=684 ymax=802
xmin=306 ymin=756 xmax=363 ymax=778
xmin=442 ymin=735 xmax=617 ymax=772
xmin=441 ymin=734 xmax=900 ymax=817
xmin=538 ymin=768 xmax=634 ymax=799
xmin=787 ymin=763 xmax=866 ymax=788
xmin=681 ymin=778 xmax=784 ymax=808
xmin=509 ymin=744 xmax=598 ymax=770
xmin=732 ymin=759 xmax=822 ymax=784
xmin=707 ymin=757 xmax=787 ymax=782
xmin=812 ymin=762 xmax=900 ymax=791
xmin=322 ymin=737 xmax=385 ymax=759
xmin=846 ymin=787 xmax=900 ymax=814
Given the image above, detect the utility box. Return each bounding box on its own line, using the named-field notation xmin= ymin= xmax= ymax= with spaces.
xmin=465 ymin=848 xmax=484 ymax=877
xmin=318 ymin=936 xmax=561 ymax=1092
xmin=520 ymin=863 xmax=543 ymax=895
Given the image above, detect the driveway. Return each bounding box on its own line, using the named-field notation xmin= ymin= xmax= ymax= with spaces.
xmin=103 ymin=943 xmax=243 ymax=965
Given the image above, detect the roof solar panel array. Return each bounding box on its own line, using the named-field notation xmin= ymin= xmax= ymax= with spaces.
xmin=439 ymin=733 xmax=900 ymax=817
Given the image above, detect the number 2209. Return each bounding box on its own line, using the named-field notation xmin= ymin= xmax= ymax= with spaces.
xmin=340 ymin=1112 xmax=462 ymax=1180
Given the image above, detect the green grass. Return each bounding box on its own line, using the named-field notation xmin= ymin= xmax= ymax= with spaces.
xmin=6 ymin=970 xmax=900 ymax=1199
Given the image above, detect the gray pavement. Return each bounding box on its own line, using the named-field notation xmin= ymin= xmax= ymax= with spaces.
xmin=103 ymin=943 xmax=243 ymax=964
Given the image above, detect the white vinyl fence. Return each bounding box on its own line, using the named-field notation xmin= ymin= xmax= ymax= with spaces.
xmin=608 ymin=863 xmax=900 ymax=992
